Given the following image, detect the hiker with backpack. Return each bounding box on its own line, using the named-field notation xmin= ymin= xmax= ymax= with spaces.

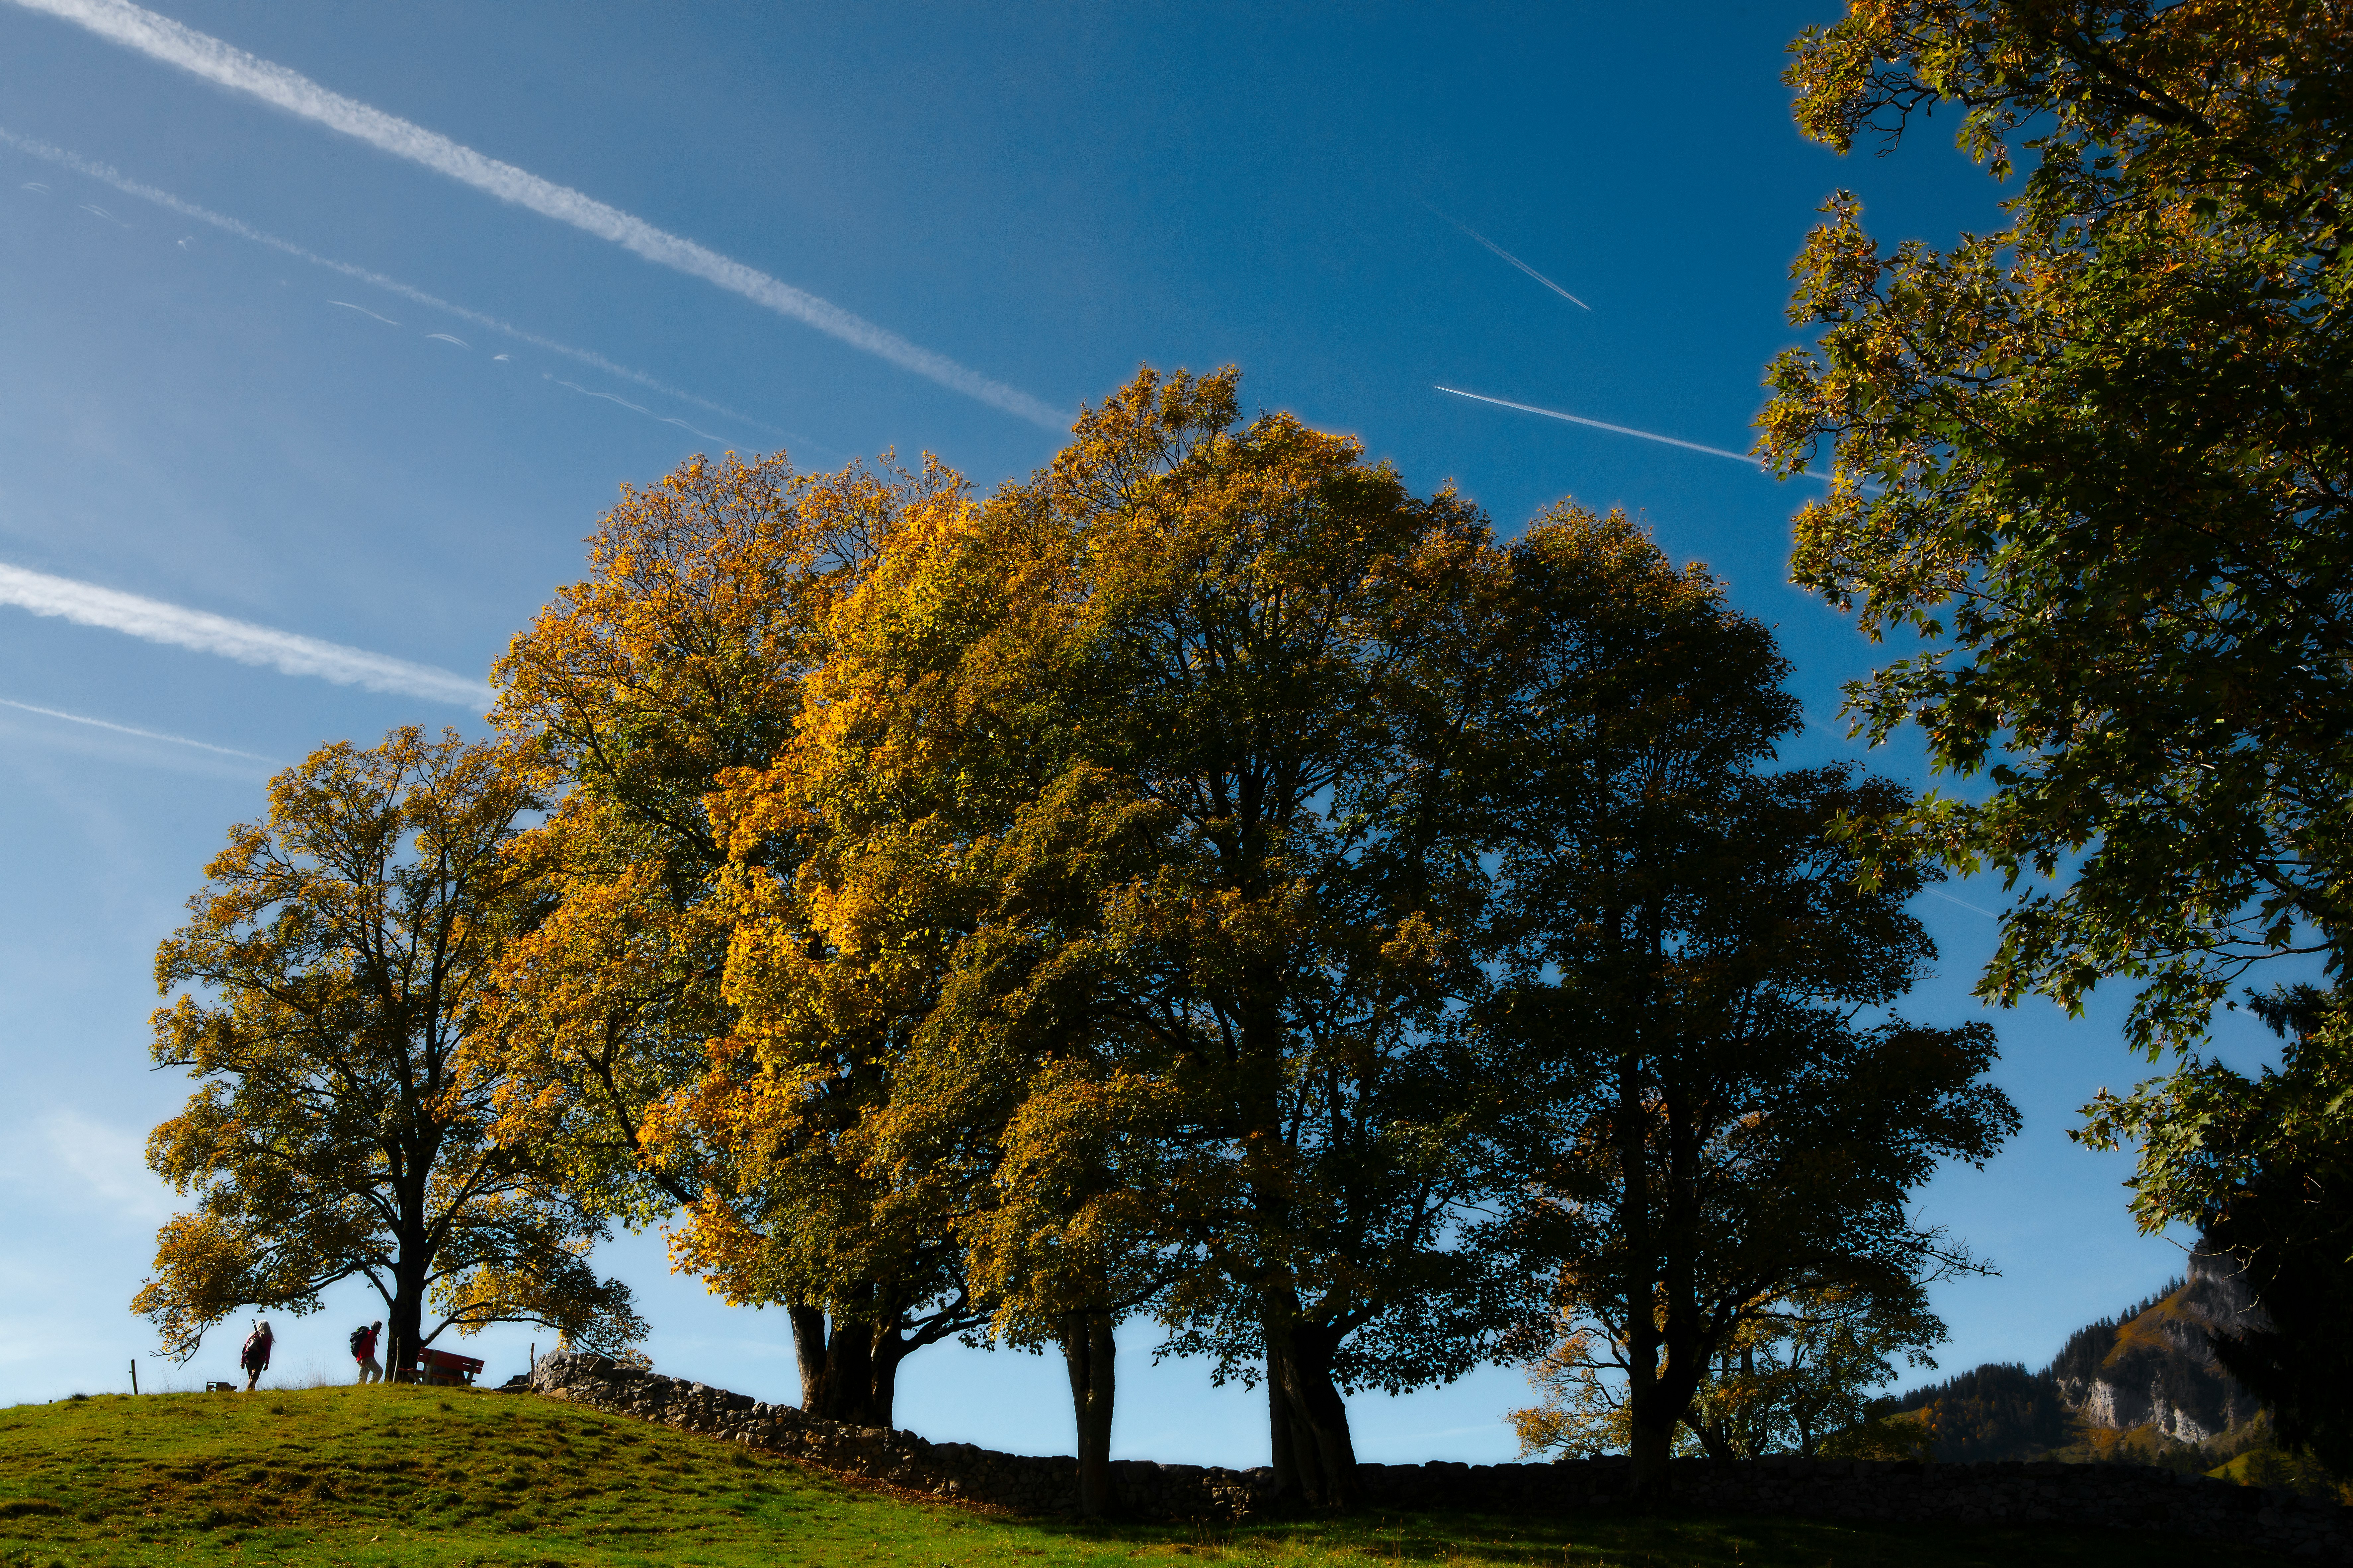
xmin=350 ymin=1320 xmax=383 ymax=1384
xmin=239 ymin=1320 xmax=274 ymax=1392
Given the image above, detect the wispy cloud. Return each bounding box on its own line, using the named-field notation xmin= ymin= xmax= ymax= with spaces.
xmin=553 ymin=375 xmax=726 ymax=443
xmin=76 ymin=199 xmax=129 ymax=226
xmin=425 ymin=332 xmax=470 ymax=348
xmin=11 ymin=0 xmax=1070 ymax=430
xmin=0 ymin=123 xmax=792 ymax=444
xmin=1423 ymin=202 xmax=1588 ymax=310
xmin=0 ymin=562 xmax=486 ymax=705
xmin=0 ymin=696 xmax=277 ymax=761
xmin=34 ymin=1109 xmax=173 ymax=1224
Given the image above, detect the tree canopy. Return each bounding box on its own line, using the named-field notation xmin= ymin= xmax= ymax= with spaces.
xmin=1763 ymin=0 xmax=2353 ymax=1465
xmin=1765 ymin=0 xmax=2353 ymax=1052
xmin=200 ymin=364 xmax=2013 ymax=1506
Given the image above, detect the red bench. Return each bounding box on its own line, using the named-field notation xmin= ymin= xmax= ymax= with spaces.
xmin=413 ymin=1347 xmax=485 ymax=1387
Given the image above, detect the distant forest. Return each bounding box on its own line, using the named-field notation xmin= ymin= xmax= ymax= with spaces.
xmin=1885 ymin=1361 xmax=2074 ymax=1463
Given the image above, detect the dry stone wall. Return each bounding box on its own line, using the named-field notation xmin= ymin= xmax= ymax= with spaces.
xmin=525 ymin=1352 xmax=2353 ymax=1558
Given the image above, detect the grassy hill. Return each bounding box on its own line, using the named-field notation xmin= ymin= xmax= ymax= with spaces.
xmin=0 ymin=1385 xmax=2310 ymax=1568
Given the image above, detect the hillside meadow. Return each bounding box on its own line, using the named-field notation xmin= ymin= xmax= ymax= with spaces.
xmin=0 ymin=1385 xmax=2308 ymax=1568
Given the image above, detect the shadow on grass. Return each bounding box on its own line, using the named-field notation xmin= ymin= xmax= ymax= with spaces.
xmin=989 ymin=1503 xmax=2299 ymax=1568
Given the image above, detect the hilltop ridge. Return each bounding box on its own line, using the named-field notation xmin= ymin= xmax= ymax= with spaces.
xmin=0 ymin=1383 xmax=2301 ymax=1568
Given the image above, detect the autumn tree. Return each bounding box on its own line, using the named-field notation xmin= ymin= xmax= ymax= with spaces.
xmin=974 ymin=366 xmax=1516 ymax=1508
xmin=135 ymin=727 xmax=642 ymax=1369
xmin=705 ymin=367 xmax=1522 ymax=1508
xmin=484 ymin=451 xmax=994 ymax=1424
xmin=1761 ymin=1 xmax=2353 ymax=1452
xmin=1473 ymin=507 xmax=2015 ymax=1496
xmin=702 ymin=425 xmax=1202 ymax=1511
xmin=1510 ymin=1289 xmax=1933 ymax=1461
xmin=871 ymin=772 xmax=1203 ymax=1517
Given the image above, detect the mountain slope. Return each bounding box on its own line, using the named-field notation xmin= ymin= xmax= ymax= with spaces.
xmin=1889 ymin=1250 xmax=2273 ymax=1465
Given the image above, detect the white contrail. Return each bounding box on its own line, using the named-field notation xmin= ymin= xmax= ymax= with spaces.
xmin=0 ymin=696 xmax=275 ymax=761
xmin=1436 ymin=385 xmax=1848 ymax=484
xmin=557 ymin=378 xmax=650 ymax=415
xmin=1423 ymin=203 xmax=1589 ymax=310
xmin=9 ymin=0 xmax=1070 ymax=430
xmin=1436 ymin=385 xmax=1760 ymax=463
xmin=327 ymin=298 xmax=398 ymax=326
xmin=1925 ymin=888 xmax=1999 ymax=919
xmin=0 ymin=563 xmax=486 ymax=706
xmin=425 ymin=332 xmax=470 ymax=348
xmin=0 ymin=124 xmax=787 ymax=440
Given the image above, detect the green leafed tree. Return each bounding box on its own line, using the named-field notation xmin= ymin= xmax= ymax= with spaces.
xmin=1761 ymin=0 xmax=2353 ymax=1457
xmin=1475 ymin=506 xmax=2014 ymax=1496
xmin=134 ymin=727 xmax=644 ymax=1370
xmin=1009 ymin=368 xmax=1516 ymax=1510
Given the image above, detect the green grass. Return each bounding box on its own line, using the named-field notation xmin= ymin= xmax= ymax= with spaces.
xmin=0 ymin=1386 xmax=2300 ymax=1568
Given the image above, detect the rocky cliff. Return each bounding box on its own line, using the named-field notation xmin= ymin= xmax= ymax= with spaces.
xmin=2052 ymin=1251 xmax=2266 ymax=1444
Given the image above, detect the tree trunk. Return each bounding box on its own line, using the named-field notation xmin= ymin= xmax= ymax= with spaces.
xmin=1614 ymin=1017 xmax=1674 ymax=1500
xmin=1264 ymin=1311 xmax=1357 ymax=1509
xmin=790 ymin=1303 xmax=835 ymax=1414
xmin=387 ymin=1243 xmax=427 ymax=1384
xmin=1690 ymin=1414 xmax=1735 ymax=1462
xmin=867 ymin=1326 xmax=911 ymax=1427
xmin=1627 ymin=1403 xmax=1676 ymax=1490
xmin=1266 ymin=1364 xmax=1301 ymax=1500
xmin=1062 ymin=1311 xmax=1117 ymax=1518
xmin=1626 ymin=1340 xmax=1706 ymax=1495
xmin=787 ymin=1307 xmax=908 ymax=1427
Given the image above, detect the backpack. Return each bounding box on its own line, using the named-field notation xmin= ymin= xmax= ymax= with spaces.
xmin=348 ymin=1326 xmax=370 ymax=1355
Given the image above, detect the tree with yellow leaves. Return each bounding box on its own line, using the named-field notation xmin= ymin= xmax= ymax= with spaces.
xmin=697 ymin=442 xmax=1217 ymax=1509
xmin=136 ymin=728 xmax=643 ymax=1371
xmin=1024 ymin=369 xmax=1517 ymax=1510
xmin=487 ymin=449 xmax=991 ymax=1423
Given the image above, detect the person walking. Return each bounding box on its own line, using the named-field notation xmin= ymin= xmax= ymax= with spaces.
xmin=350 ymin=1320 xmax=383 ymax=1384
xmin=239 ymin=1320 xmax=274 ymax=1392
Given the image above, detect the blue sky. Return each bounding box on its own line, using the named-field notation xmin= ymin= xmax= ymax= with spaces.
xmin=0 ymin=0 xmax=2274 ymax=1460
